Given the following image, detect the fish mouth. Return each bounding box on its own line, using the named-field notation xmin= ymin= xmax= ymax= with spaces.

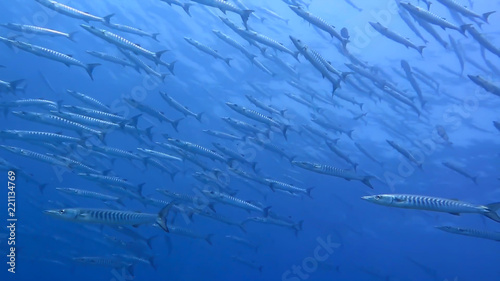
xmin=43 ymin=210 xmax=58 ymax=215
xmin=360 ymin=196 xmax=372 ymax=201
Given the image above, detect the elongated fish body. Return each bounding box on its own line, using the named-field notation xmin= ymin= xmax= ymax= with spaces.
xmin=244 ymin=215 xmax=303 ymax=235
xmin=52 ymin=155 xmax=103 ymax=174
xmin=166 ymin=138 xmax=227 ymax=162
xmin=184 ymin=37 xmax=232 ymax=66
xmin=354 ymin=142 xmax=383 ymax=166
xmin=309 ymin=48 xmax=349 ymax=80
xmin=44 ymin=203 xmax=174 ymax=232
xmin=35 ymin=0 xmax=113 ymax=22
xmin=0 ymin=79 xmax=25 ymax=94
xmin=56 ymin=187 xmax=122 ymax=204
xmin=86 ymin=50 xmax=135 ymax=68
xmin=203 ymin=129 xmax=242 ymax=141
xmin=89 ymin=145 xmax=145 ymax=162
xmin=252 ymin=58 xmax=275 ymax=77
xmin=311 ymin=116 xmax=354 ymax=138
xmin=136 ymin=148 xmax=182 ymax=162
xmin=0 ymin=98 xmax=57 ymax=110
xmin=362 ymin=194 xmax=500 ymax=222
xmin=226 ymin=102 xmax=289 ymax=138
xmin=382 ymin=86 xmax=421 ymax=116
xmin=289 ymin=5 xmax=348 ymax=46
xmin=386 ymin=140 xmax=422 ymax=168
xmin=0 ymin=23 xmax=76 ymax=41
xmin=203 ymin=190 xmax=268 ymax=213
xmin=80 ymin=25 xmax=166 ymax=64
xmin=78 ymin=173 xmax=144 ymax=192
xmin=102 ymin=20 xmax=159 ymax=42
xmin=52 ymin=111 xmax=121 ymax=131
xmin=124 ymin=98 xmax=180 ymax=131
xmin=436 ymin=226 xmax=500 ymax=242
xmin=159 ymin=91 xmax=203 ymax=121
xmin=448 ymin=35 xmax=464 ymax=74
xmin=213 ymin=30 xmax=256 ymax=61
xmin=370 ymin=22 xmax=425 ymax=54
xmin=0 ymin=130 xmax=84 ymax=145
xmin=0 ymin=145 xmax=68 ymax=167
xmin=436 ymin=0 xmax=495 ymax=23
xmin=463 ymin=26 xmax=500 ymax=58
xmin=326 ymin=141 xmax=358 ymax=170
xmin=264 ymin=179 xmax=312 ymax=197
xmin=400 ymin=2 xmax=466 ymax=34
xmin=243 ymin=30 xmax=299 ymax=60
xmin=12 ymin=111 xmax=105 ymax=141
xmin=169 ymin=226 xmax=213 ymax=245
xmin=221 ymin=117 xmax=269 ymax=137
xmin=72 ymin=257 xmax=133 ymax=273
xmin=120 ymin=50 xmax=167 ymax=81
xmin=66 ymin=90 xmax=111 ymax=112
xmin=412 ymin=16 xmax=449 ymax=49
xmin=11 ymin=41 xmax=99 ymax=80
xmin=191 ymin=0 xmax=253 ymax=28
xmin=245 ymin=95 xmax=286 ymax=117
xmin=442 ymin=161 xmax=477 ymax=184
xmin=62 ymin=105 xmax=131 ymax=125
xmin=292 ymin=161 xmax=373 ymax=188
xmin=468 ymin=75 xmax=500 ymax=97
xmin=397 ymin=7 xmax=428 ymax=44
xmin=401 ymin=60 xmax=424 ymax=105
xmin=195 ymin=210 xmax=245 ymax=231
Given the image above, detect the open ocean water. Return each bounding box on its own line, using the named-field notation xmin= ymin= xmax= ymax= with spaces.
xmin=0 ymin=0 xmax=499 ymax=280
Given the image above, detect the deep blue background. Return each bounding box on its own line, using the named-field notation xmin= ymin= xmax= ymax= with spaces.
xmin=0 ymin=0 xmax=499 ymax=280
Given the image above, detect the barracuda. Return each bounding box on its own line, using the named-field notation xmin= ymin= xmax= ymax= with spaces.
xmin=0 ymin=98 xmax=58 ymax=110
xmin=400 ymin=2 xmax=468 ymax=35
xmin=80 ymin=25 xmax=167 ymax=64
xmin=386 ymin=140 xmax=423 ymax=169
xmin=213 ymin=30 xmax=256 ymax=61
xmin=0 ymin=79 xmax=25 ymax=94
xmin=442 ymin=161 xmax=477 ymax=184
xmin=44 ymin=202 xmax=174 ymax=232
xmin=9 ymin=40 xmax=100 ymax=80
xmin=401 ymin=60 xmax=425 ymax=106
xmin=62 ymin=105 xmax=136 ymax=126
xmin=66 ymin=90 xmax=111 ymax=112
xmin=0 ymin=130 xmax=85 ymax=145
xmin=436 ymin=226 xmax=500 ymax=242
xmin=289 ymin=5 xmax=348 ymax=47
xmin=436 ymin=0 xmax=495 ymax=23
xmin=102 ymin=19 xmax=160 ymax=42
xmin=136 ymin=148 xmax=182 ymax=162
xmin=0 ymin=23 xmax=77 ymax=41
xmin=362 ymin=194 xmax=500 ymax=223
xmin=35 ymin=0 xmax=114 ymax=23
xmin=168 ymin=225 xmax=213 ymax=245
xmin=245 ymin=95 xmax=286 ymax=117
xmin=86 ymin=50 xmax=136 ymax=68
xmin=264 ymin=179 xmax=312 ymax=198
xmin=202 ymin=190 xmax=270 ymax=214
xmin=166 ymin=138 xmax=227 ymax=162
xmin=0 ymin=145 xmax=68 ymax=167
xmin=190 ymin=0 xmax=253 ymax=28
xmin=51 ymin=110 xmax=122 ymax=130
xmin=159 ymin=91 xmax=203 ymax=122
xmin=203 ymin=130 xmax=242 ymax=141
xmin=463 ymin=25 xmax=500 ymax=58
xmin=160 ymin=0 xmax=192 ymax=16
xmin=292 ymin=161 xmax=373 ymax=188
xmin=12 ymin=111 xmax=106 ymax=142
xmin=222 ymin=117 xmax=270 ymax=137
xmin=226 ymin=102 xmax=290 ymax=139
xmin=56 ymin=187 xmax=124 ymax=205
xmin=326 ymin=141 xmax=358 ymax=171
xmin=124 ymin=98 xmax=181 ymax=131
xmin=78 ymin=173 xmax=145 ymax=192
xmin=212 ymin=142 xmax=257 ymax=170
xmin=184 ymin=37 xmax=232 ymax=66
xmin=247 ymin=137 xmax=296 ymax=162
xmin=119 ymin=50 xmax=169 ymax=81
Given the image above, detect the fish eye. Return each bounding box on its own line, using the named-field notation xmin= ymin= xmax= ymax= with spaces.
xmin=375 ymin=195 xmax=381 ymax=200
xmin=59 ymin=210 xmax=66 ymax=214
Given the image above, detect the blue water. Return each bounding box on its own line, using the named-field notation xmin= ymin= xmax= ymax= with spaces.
xmin=1 ymin=0 xmax=499 ymax=280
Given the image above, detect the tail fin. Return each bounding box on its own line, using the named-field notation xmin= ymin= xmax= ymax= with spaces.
xmin=281 ymin=124 xmax=290 ymax=140
xmin=85 ymin=63 xmax=101 ymax=80
xmin=417 ymin=45 xmax=425 ymax=55
xmin=483 ymin=11 xmax=496 ymax=23
xmin=97 ymin=131 xmax=106 ymax=144
xmin=67 ymin=31 xmax=78 ymax=42
xmin=9 ymin=79 xmax=25 ymax=94
xmin=353 ymin=163 xmax=359 ymax=172
xmin=102 ymin=13 xmax=115 ymax=23
xmin=160 ymin=73 xmax=168 ymax=82
xmin=183 ymin=3 xmax=192 ymax=16
xmin=205 ymin=234 xmax=214 ymax=245
xmin=155 ymin=50 xmax=168 ymax=61
xmin=145 ymin=126 xmax=153 ymax=141
xmin=195 ymin=112 xmax=204 ymax=122
xmin=151 ymin=33 xmax=160 ymax=42
xmin=347 ymin=129 xmax=354 ymax=139
xmin=460 ymin=24 xmax=472 ymax=36
xmin=280 ymin=109 xmax=287 ymax=117
xmin=171 ymin=118 xmax=182 ymax=132
xmin=293 ymin=51 xmax=300 ymax=62
xmin=306 ymin=187 xmax=314 ymax=199
xmin=157 ymin=201 xmax=176 ymax=232
xmin=241 ymin=10 xmax=254 ymax=28
xmin=341 ymin=71 xmax=353 ymax=81
xmin=361 ymin=176 xmax=374 ymax=189
xmin=484 ymin=203 xmax=500 ymax=223
xmin=167 ymin=60 xmax=176 ymax=75
xmin=472 ymin=176 xmax=478 ymax=185
xmin=128 ymin=114 xmax=142 ymax=128
xmin=224 ymin=58 xmax=233 ymax=66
